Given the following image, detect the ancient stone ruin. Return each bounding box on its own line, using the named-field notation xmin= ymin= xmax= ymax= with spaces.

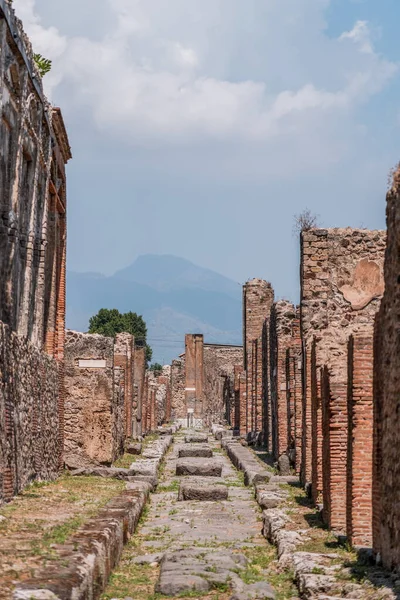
xmin=2 ymin=2 xmax=400 ymax=599
xmin=0 ymin=0 xmax=71 ymax=502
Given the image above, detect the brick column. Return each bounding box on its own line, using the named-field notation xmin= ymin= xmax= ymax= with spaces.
xmin=243 ymin=279 xmax=274 ymax=437
xmin=347 ymin=335 xmax=374 ymax=548
xmin=185 ymin=334 xmax=204 ymax=419
xmin=239 ymin=371 xmax=247 ymax=437
xmin=301 ymin=344 xmax=313 ymax=487
xmin=311 ymin=339 xmax=323 ymax=505
xmin=322 ymin=366 xmax=348 ymax=532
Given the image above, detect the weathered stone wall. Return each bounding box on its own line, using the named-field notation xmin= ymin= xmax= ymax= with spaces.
xmin=171 ymin=358 xmax=185 ymax=421
xmin=0 ymin=321 xmax=60 ymax=502
xmin=243 ymin=279 xmax=274 ymax=435
xmin=64 ymin=331 xmax=124 ymax=467
xmin=373 ymin=176 xmax=400 ymax=568
xmin=203 ymin=344 xmax=243 ymax=426
xmin=0 ymin=1 xmax=71 ymax=500
xmin=0 ymin=3 xmax=71 ymax=352
xmin=300 ymin=228 xmax=386 ymax=531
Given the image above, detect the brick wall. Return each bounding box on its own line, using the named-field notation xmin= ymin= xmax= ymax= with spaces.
xmin=243 ymin=279 xmax=274 ymax=436
xmin=185 ymin=334 xmax=204 ymax=418
xmin=114 ymin=333 xmax=134 ymax=438
xmin=133 ymin=343 xmax=146 ymax=438
xmin=373 ymin=174 xmax=400 ymax=568
xmin=64 ymin=331 xmax=124 ymax=467
xmin=0 ymin=3 xmax=71 ymax=499
xmin=301 ymin=228 xmax=386 ymax=530
xmin=269 ymin=301 xmax=298 ymax=460
xmin=346 ymin=335 xmax=373 ymax=548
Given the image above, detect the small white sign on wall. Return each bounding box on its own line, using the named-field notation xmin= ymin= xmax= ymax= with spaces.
xmin=78 ymin=359 xmax=107 ymax=368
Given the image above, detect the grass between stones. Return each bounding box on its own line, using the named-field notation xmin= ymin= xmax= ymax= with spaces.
xmin=103 ymin=438 xmax=298 ymax=600
xmin=0 ymin=474 xmax=125 ymax=598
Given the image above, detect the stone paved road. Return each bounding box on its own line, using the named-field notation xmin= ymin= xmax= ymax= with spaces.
xmin=102 ymin=430 xmax=298 ymax=600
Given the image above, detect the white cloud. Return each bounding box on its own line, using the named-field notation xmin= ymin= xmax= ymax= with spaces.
xmin=340 ymin=20 xmax=374 ymax=54
xmin=13 ymin=0 xmax=397 ymax=150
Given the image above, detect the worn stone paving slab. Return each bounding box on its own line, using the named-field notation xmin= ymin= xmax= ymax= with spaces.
xmin=101 ymin=430 xmax=296 ymax=600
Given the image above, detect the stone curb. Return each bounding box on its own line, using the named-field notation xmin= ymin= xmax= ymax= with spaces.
xmin=223 ymin=441 xmax=372 ymax=599
xmin=221 ymin=439 xmax=272 ymax=485
xmin=12 ymin=435 xmax=174 ymax=600
xmin=12 ymin=486 xmax=151 ymax=600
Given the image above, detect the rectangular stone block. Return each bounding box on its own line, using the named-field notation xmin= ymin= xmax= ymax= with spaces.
xmin=178 ymin=483 xmax=228 ymax=501
xmin=185 ymin=434 xmax=208 ymax=443
xmin=176 ymin=459 xmax=222 ymax=477
xmin=178 ymin=446 xmax=213 ymax=458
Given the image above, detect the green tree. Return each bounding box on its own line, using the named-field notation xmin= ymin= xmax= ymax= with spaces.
xmin=88 ymin=308 xmax=152 ymax=362
xmin=149 ymin=363 xmax=163 ymax=374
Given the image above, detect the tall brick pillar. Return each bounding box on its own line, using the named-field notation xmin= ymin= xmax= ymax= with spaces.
xmin=243 ymin=279 xmax=274 ymax=437
xmin=290 ymin=311 xmax=302 ymax=474
xmin=234 ymin=365 xmax=243 ymax=431
xmin=301 ymin=344 xmax=313 ymax=488
xmin=269 ymin=301 xmax=297 ymax=460
xmin=347 ymin=334 xmax=374 ymax=548
xmin=133 ymin=343 xmax=146 ymax=438
xmin=185 ymin=334 xmax=204 ymax=419
xmin=311 ymin=339 xmax=323 ymax=505
xmin=322 ymin=365 xmax=348 ymax=532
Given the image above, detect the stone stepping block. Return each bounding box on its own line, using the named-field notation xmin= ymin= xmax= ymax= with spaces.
xmin=178 ymin=482 xmax=228 ymax=501
xmin=126 ymin=442 xmax=142 ymax=455
xmin=184 ymin=433 xmax=208 ymax=443
xmin=176 ymin=458 xmax=222 ymax=477
xmin=178 ymin=445 xmax=213 ymax=458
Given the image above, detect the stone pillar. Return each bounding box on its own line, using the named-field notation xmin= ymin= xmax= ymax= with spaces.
xmin=347 ymin=334 xmax=373 ymax=548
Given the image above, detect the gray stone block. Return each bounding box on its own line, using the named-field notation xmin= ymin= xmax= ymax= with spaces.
xmin=178 ymin=446 xmax=213 ymax=458
xmin=178 ymin=483 xmax=228 ymax=501
xmin=184 ymin=434 xmax=209 ymax=443
xmin=176 ymin=459 xmax=222 ymax=477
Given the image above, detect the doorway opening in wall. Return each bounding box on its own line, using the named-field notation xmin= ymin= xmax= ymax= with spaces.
xmin=187 ymin=408 xmax=194 ymax=428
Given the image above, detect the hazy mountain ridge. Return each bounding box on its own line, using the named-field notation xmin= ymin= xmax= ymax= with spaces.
xmin=66 ymin=255 xmax=242 ymax=363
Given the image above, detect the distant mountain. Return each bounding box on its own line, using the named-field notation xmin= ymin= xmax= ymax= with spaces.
xmin=114 ymin=254 xmax=240 ymax=298
xmin=66 ymin=255 xmax=242 ymax=364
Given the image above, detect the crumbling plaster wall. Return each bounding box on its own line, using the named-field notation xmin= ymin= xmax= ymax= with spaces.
xmin=203 ymin=345 xmax=243 ymax=426
xmin=171 ymin=358 xmax=185 ymax=420
xmin=64 ymin=331 xmax=123 ymax=467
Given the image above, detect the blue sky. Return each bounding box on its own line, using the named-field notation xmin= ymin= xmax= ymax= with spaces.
xmin=15 ymin=0 xmax=400 ymax=303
